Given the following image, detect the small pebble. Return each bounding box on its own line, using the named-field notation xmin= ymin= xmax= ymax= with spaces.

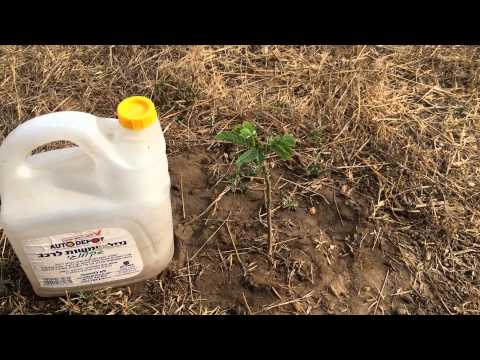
xmin=308 ymin=207 xmax=316 ymax=215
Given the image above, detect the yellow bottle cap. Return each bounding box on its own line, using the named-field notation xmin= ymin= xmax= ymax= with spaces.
xmin=117 ymin=96 xmax=157 ymax=130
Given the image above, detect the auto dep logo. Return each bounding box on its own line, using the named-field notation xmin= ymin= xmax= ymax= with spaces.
xmin=49 ymin=230 xmax=104 ymax=250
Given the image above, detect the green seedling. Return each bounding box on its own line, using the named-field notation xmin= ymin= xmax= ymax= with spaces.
xmin=281 ymin=194 xmax=298 ymax=211
xmin=227 ymin=173 xmax=247 ymax=193
xmin=225 ymin=159 xmax=259 ymax=194
xmin=306 ymin=164 xmax=321 ymax=178
xmin=216 ymin=121 xmax=296 ymax=256
xmin=309 ymin=129 xmax=323 ymax=145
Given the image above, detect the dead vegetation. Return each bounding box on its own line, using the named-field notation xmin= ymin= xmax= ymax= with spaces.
xmin=0 ymin=45 xmax=479 ymax=314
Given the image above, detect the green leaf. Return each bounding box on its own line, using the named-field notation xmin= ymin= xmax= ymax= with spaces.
xmin=267 ymin=134 xmax=296 ymax=160
xmin=236 ymin=122 xmax=257 ymax=142
xmin=240 ymin=121 xmax=256 ymax=134
xmin=240 ymin=127 xmax=254 ymax=139
xmin=217 ymin=122 xmax=258 ymax=146
xmin=236 ymin=148 xmax=263 ymax=167
xmin=282 ymin=134 xmax=296 ymax=147
xmin=215 ymin=131 xmax=247 ymax=146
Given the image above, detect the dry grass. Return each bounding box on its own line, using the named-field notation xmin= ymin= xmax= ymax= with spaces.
xmin=0 ymin=45 xmax=479 ymax=314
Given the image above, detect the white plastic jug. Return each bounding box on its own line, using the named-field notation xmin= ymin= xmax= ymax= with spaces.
xmin=0 ymin=96 xmax=174 ymax=297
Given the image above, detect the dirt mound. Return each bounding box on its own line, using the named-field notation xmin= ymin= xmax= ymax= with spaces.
xmin=162 ymin=148 xmax=412 ymax=314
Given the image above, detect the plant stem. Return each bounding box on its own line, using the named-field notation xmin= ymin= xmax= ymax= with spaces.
xmin=263 ymin=160 xmax=274 ymax=257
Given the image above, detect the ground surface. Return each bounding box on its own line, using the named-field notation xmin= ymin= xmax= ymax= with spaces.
xmin=0 ymin=46 xmax=479 ymax=314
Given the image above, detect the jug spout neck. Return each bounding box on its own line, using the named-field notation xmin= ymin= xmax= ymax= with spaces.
xmin=115 ymin=119 xmax=162 ymax=140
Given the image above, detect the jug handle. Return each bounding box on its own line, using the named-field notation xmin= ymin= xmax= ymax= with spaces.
xmin=0 ymin=111 xmax=127 ymax=179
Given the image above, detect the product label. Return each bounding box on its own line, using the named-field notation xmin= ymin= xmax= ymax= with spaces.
xmin=24 ymin=228 xmax=143 ymax=288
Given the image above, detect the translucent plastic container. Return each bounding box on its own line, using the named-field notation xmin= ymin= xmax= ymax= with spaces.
xmin=0 ymin=96 xmax=174 ymax=297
